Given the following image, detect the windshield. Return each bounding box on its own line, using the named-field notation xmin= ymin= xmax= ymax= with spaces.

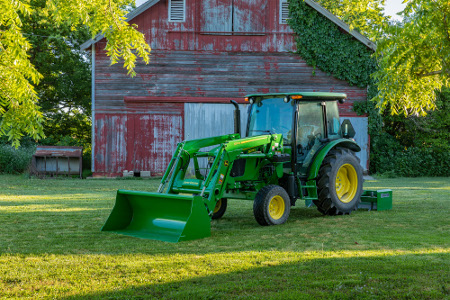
xmin=247 ymin=97 xmax=294 ymax=144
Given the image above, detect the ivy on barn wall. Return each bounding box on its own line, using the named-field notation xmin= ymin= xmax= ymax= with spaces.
xmin=287 ymin=0 xmax=377 ymax=88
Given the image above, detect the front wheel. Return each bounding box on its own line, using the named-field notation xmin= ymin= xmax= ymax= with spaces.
xmin=212 ymin=198 xmax=227 ymax=219
xmin=316 ymin=148 xmax=363 ymax=215
xmin=253 ymin=185 xmax=290 ymax=226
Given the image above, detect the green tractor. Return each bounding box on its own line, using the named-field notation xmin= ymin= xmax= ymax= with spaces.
xmin=102 ymin=92 xmax=365 ymax=242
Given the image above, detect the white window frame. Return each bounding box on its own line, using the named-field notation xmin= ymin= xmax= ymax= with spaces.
xmin=280 ymin=0 xmax=289 ymax=24
xmin=169 ymin=0 xmax=186 ymax=22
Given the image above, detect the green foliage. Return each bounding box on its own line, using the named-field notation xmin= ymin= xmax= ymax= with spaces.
xmin=289 ymin=1 xmax=450 ymax=177
xmin=0 ymin=0 xmax=44 ymax=147
xmin=0 ymin=144 xmax=35 ymax=174
xmin=370 ymin=134 xmax=450 ymax=177
xmin=383 ymin=89 xmax=450 ymax=149
xmin=21 ymin=0 xmax=92 ymax=152
xmin=46 ymin=0 xmax=151 ymax=77
xmin=373 ymin=0 xmax=450 ymax=116
xmin=287 ymin=0 xmax=377 ymax=88
xmin=313 ymin=0 xmax=388 ymax=40
xmin=0 ymin=0 xmax=151 ymax=147
xmin=354 ymin=90 xmax=450 ymax=177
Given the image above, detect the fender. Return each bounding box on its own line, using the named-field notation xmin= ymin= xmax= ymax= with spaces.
xmin=307 ymin=139 xmax=361 ymax=181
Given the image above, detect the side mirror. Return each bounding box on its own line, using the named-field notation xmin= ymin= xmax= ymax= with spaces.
xmin=340 ymin=119 xmax=356 ymax=139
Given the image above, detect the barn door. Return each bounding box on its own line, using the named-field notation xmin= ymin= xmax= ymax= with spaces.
xmin=125 ymin=102 xmax=184 ymax=176
xmin=201 ymin=0 xmax=267 ymax=33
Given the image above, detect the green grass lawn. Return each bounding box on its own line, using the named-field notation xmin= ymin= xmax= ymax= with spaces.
xmin=0 ymin=175 xmax=449 ymax=299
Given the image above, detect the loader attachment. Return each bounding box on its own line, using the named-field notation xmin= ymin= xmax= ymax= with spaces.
xmin=101 ymin=190 xmax=211 ymax=242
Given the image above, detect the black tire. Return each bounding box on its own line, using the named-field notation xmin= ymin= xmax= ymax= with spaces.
xmin=253 ymin=185 xmax=290 ymax=226
xmin=212 ymin=198 xmax=227 ymax=219
xmin=316 ymin=147 xmax=363 ymax=215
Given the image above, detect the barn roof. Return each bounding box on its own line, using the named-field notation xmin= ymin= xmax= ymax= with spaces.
xmin=80 ymin=0 xmax=376 ymax=51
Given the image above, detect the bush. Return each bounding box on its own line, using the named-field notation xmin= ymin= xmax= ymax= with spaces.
xmin=0 ymin=144 xmax=36 ymax=174
xmin=356 ymin=87 xmax=450 ymax=177
xmin=372 ymin=144 xmax=450 ymax=177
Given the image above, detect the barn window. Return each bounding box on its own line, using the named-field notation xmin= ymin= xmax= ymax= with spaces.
xmin=169 ymin=0 xmax=185 ymax=22
xmin=280 ymin=0 xmax=289 ymax=24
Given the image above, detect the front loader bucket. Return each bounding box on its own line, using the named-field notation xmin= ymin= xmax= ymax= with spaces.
xmin=101 ymin=190 xmax=211 ymax=242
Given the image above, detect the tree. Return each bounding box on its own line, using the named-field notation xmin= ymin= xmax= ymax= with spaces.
xmin=22 ymin=0 xmax=92 ymax=148
xmin=0 ymin=0 xmax=151 ymax=147
xmin=315 ymin=0 xmax=388 ymax=40
xmin=373 ymin=0 xmax=450 ymax=116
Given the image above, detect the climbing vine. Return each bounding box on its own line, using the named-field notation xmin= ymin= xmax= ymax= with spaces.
xmin=287 ymin=0 xmax=377 ymax=88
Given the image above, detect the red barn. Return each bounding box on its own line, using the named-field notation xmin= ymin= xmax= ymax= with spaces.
xmin=81 ymin=0 xmax=375 ymax=177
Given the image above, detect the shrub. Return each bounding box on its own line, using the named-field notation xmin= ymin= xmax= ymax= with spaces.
xmin=0 ymin=144 xmax=36 ymax=174
xmin=372 ymin=144 xmax=450 ymax=177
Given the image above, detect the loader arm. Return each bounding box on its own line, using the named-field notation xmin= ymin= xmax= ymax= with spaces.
xmin=102 ymin=133 xmax=285 ymax=242
xmin=163 ymin=133 xmax=285 ymax=214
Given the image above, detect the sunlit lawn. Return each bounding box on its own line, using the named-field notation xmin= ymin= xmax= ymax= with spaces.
xmin=0 ymin=175 xmax=449 ymax=299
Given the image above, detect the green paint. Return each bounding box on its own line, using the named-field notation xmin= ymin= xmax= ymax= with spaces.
xmin=307 ymin=139 xmax=361 ymax=180
xmin=360 ymin=189 xmax=393 ymax=211
xmin=102 ymin=190 xmax=210 ymax=242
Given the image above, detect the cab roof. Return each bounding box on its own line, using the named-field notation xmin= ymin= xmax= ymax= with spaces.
xmin=245 ymin=92 xmax=347 ymax=101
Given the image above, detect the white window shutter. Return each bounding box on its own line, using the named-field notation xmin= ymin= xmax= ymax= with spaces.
xmin=280 ymin=0 xmax=289 ymax=24
xmin=169 ymin=0 xmax=185 ymax=22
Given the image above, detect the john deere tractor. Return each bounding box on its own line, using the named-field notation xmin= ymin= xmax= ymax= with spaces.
xmin=102 ymin=92 xmax=364 ymax=242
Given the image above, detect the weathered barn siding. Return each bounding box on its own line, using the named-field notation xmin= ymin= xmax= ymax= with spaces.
xmin=94 ymin=103 xmax=183 ymax=176
xmin=89 ymin=0 xmax=371 ymax=176
xmin=131 ymin=0 xmax=295 ymax=52
xmin=94 ymin=49 xmax=367 ymax=115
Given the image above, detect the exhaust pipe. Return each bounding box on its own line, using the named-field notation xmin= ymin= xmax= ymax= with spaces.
xmin=230 ymin=100 xmax=241 ymax=136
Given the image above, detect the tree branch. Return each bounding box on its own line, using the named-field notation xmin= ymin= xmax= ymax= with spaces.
xmin=416 ymin=69 xmax=450 ymax=77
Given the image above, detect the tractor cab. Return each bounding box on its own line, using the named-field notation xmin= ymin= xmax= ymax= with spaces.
xmin=245 ymin=92 xmax=349 ymax=176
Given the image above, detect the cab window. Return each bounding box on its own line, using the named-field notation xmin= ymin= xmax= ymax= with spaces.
xmin=248 ymin=97 xmax=294 ymax=145
xmin=326 ymin=101 xmax=341 ymax=139
xmin=297 ymin=102 xmax=324 ymax=151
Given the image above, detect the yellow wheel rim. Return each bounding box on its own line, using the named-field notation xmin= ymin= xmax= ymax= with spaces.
xmin=335 ymin=164 xmax=358 ymax=203
xmin=268 ymin=195 xmax=285 ymax=220
xmin=213 ymin=199 xmax=222 ymax=214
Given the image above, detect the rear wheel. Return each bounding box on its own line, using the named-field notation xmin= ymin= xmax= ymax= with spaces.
xmin=316 ymin=148 xmax=363 ymax=215
xmin=253 ymin=185 xmax=290 ymax=226
xmin=212 ymin=198 xmax=227 ymax=219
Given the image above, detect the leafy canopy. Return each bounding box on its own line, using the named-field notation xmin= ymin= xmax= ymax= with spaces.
xmin=373 ymin=0 xmax=450 ymax=116
xmin=22 ymin=0 xmax=92 ymax=150
xmin=0 ymin=0 xmax=151 ymax=147
xmin=315 ymin=0 xmax=388 ymax=40
xmin=311 ymin=0 xmax=449 ymax=116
